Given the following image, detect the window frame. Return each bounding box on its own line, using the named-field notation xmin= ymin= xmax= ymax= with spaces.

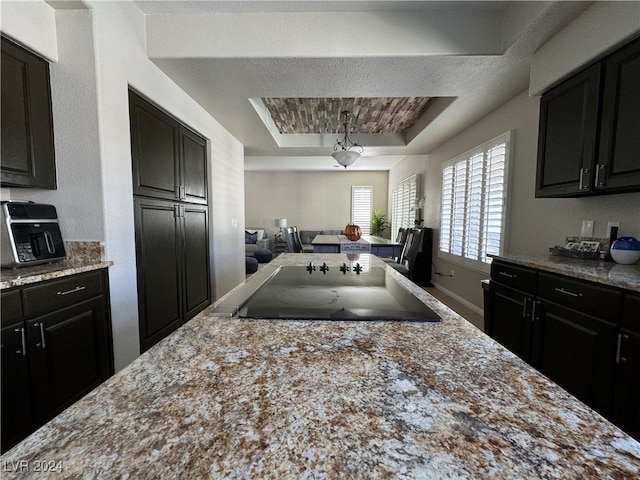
xmin=438 ymin=132 xmax=512 ymax=273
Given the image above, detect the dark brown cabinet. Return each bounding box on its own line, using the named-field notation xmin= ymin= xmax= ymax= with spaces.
xmin=612 ymin=293 xmax=640 ymax=439
xmin=487 ymin=260 xmax=637 ymax=440
xmin=597 ymin=37 xmax=640 ymax=191
xmin=0 ymin=269 xmax=113 ymax=453
xmin=130 ymin=91 xmax=210 ymax=352
xmin=129 ymin=91 xmax=208 ymax=205
xmin=534 ymin=300 xmax=618 ymax=415
xmin=489 ymin=283 xmax=533 ymax=361
xmin=536 ymin=36 xmax=640 ymax=197
xmin=1 ymin=36 xmax=56 ymax=189
xmin=133 ymin=199 xmax=211 ymax=352
xmin=487 ymin=262 xmax=538 ymax=362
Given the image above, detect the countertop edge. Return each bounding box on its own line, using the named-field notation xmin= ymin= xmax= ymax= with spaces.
xmin=0 ymin=261 xmax=114 ymax=290
xmin=490 ymin=253 xmax=640 ymax=293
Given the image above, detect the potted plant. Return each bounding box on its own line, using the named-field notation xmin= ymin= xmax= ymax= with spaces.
xmin=371 ymin=209 xmax=390 ymax=237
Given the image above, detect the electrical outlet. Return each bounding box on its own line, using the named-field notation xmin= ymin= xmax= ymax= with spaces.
xmin=607 ymin=222 xmax=620 ymax=239
xmin=581 ymin=220 xmax=594 ymax=237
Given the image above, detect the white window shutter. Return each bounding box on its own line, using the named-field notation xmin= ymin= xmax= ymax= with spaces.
xmin=351 ymin=186 xmax=372 ymax=235
xmin=439 ymin=132 xmax=510 ymax=270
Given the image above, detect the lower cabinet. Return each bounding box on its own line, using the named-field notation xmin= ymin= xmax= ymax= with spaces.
xmin=0 ymin=269 xmax=113 ymax=453
xmin=612 ymin=293 xmax=640 ymax=439
xmin=487 ymin=260 xmax=637 ymax=440
xmin=489 ymin=283 xmax=533 ymax=361
xmin=534 ymin=300 xmax=617 ymax=415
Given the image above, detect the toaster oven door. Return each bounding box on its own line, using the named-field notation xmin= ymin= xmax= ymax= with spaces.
xmin=9 ymin=223 xmax=66 ymax=264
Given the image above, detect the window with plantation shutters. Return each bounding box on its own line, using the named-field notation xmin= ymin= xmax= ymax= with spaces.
xmin=351 ymin=186 xmax=372 ymax=235
xmin=439 ymin=132 xmax=510 ymax=271
xmin=391 ymin=174 xmax=419 ymax=237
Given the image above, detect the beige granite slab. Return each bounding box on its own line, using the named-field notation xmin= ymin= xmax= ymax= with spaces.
xmin=491 ymin=253 xmax=640 ymax=293
xmin=0 ymin=241 xmax=113 ymax=290
xmin=1 ymin=254 xmax=638 ymax=478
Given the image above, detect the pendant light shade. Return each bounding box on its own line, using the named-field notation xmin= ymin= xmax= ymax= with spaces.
xmin=332 ymin=110 xmax=363 ymax=168
xmin=331 ymin=149 xmax=361 ymax=168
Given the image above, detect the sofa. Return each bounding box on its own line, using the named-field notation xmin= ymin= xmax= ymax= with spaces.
xmin=298 ymin=229 xmax=342 ymax=253
xmin=245 ymin=228 xmax=272 ymax=255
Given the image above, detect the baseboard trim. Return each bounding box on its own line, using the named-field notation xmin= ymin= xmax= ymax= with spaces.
xmin=429 ymin=281 xmax=484 ymax=316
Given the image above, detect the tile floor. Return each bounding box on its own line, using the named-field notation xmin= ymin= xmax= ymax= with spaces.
xmin=424 ymin=287 xmax=485 ymax=332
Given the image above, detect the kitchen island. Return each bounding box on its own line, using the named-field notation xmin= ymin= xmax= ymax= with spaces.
xmin=2 ymin=253 xmax=639 ymax=478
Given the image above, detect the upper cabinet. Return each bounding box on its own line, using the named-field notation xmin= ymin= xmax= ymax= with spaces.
xmin=536 ymin=36 xmax=640 ymax=198
xmin=1 ymin=36 xmax=57 ymax=189
xmin=129 ymin=91 xmax=208 ymax=205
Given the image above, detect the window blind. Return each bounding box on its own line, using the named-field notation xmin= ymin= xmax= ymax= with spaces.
xmin=439 ymin=132 xmax=510 ymax=269
xmin=351 ymin=186 xmax=372 ymax=235
xmin=391 ymin=174 xmax=419 ymax=236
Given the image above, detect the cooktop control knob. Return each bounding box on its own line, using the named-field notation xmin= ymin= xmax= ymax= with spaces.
xmin=319 ymin=262 xmax=329 ymax=274
xmin=306 ymin=262 xmax=316 ymax=274
xmin=353 ymin=263 xmax=363 ymax=275
xmin=339 ymin=263 xmax=350 ymax=274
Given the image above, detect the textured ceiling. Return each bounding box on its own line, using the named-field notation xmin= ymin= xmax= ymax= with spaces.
xmin=140 ymin=1 xmax=595 ymax=170
xmin=262 ymin=97 xmax=437 ymax=134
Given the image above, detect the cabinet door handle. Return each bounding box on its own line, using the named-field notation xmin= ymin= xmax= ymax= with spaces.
xmin=15 ymin=327 xmax=27 ymax=356
xmin=499 ymin=271 xmax=516 ymax=279
xmin=554 ymin=287 xmax=583 ymax=298
xmin=595 ymin=164 xmax=606 ymax=187
xmin=57 ymin=285 xmax=86 ymax=296
xmin=522 ymin=297 xmax=528 ymax=318
xmin=34 ymin=322 xmax=46 ymax=349
xmin=531 ymin=300 xmax=538 ymax=322
xmin=179 ymin=185 xmax=186 ymax=200
xmin=579 ymin=168 xmax=590 ymax=190
xmin=616 ymin=333 xmax=629 ymax=364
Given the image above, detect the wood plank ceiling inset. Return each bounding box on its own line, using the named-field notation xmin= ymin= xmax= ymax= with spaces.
xmin=261 ymin=97 xmax=437 ymax=134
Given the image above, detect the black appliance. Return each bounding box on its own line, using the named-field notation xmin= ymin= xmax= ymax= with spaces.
xmin=1 ymin=201 xmax=66 ymax=268
xmin=210 ymin=263 xmax=441 ymax=322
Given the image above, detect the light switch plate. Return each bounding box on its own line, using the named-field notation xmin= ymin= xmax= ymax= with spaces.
xmin=581 ymin=220 xmax=594 ymax=237
xmin=607 ymin=221 xmax=620 ymax=238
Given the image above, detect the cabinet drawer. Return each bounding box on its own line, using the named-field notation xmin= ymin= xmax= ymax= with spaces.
xmin=490 ymin=262 xmax=537 ymax=293
xmin=537 ymin=273 xmax=621 ymax=322
xmin=622 ymin=293 xmax=640 ymax=333
xmin=22 ymin=270 xmax=104 ymax=318
xmin=1 ymin=290 xmax=23 ymax=325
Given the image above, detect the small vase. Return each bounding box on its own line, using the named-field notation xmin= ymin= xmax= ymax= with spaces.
xmin=344 ymin=224 xmax=362 ymax=241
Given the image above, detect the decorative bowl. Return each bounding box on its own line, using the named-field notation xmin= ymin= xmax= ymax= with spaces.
xmin=610 ymin=236 xmax=640 ymax=264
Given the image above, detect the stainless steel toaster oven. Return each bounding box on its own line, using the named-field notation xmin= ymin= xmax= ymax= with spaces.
xmin=1 ymin=201 xmax=66 ymax=268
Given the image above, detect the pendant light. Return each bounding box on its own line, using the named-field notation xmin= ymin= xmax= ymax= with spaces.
xmin=332 ymin=110 xmax=364 ymax=168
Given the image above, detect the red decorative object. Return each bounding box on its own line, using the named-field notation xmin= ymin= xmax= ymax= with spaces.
xmin=344 ymin=224 xmax=362 ymax=241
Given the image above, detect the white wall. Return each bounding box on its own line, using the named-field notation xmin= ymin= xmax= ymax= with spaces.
xmin=245 ymin=171 xmax=389 ymax=237
xmin=1 ymin=1 xmax=245 ymax=371
xmin=390 ymin=90 xmax=640 ymax=312
xmin=530 ymin=1 xmax=640 ymax=95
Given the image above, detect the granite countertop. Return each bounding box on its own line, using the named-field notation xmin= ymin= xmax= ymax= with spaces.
xmin=2 ymin=254 xmax=639 ymax=478
xmin=1 ymin=241 xmax=113 ymax=290
xmin=491 ymin=253 xmax=640 ymax=293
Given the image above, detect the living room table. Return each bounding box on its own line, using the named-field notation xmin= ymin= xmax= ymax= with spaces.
xmin=311 ymin=234 xmax=402 ymax=257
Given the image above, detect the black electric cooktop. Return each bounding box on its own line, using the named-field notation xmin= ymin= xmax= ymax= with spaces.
xmin=211 ymin=263 xmax=441 ymax=322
